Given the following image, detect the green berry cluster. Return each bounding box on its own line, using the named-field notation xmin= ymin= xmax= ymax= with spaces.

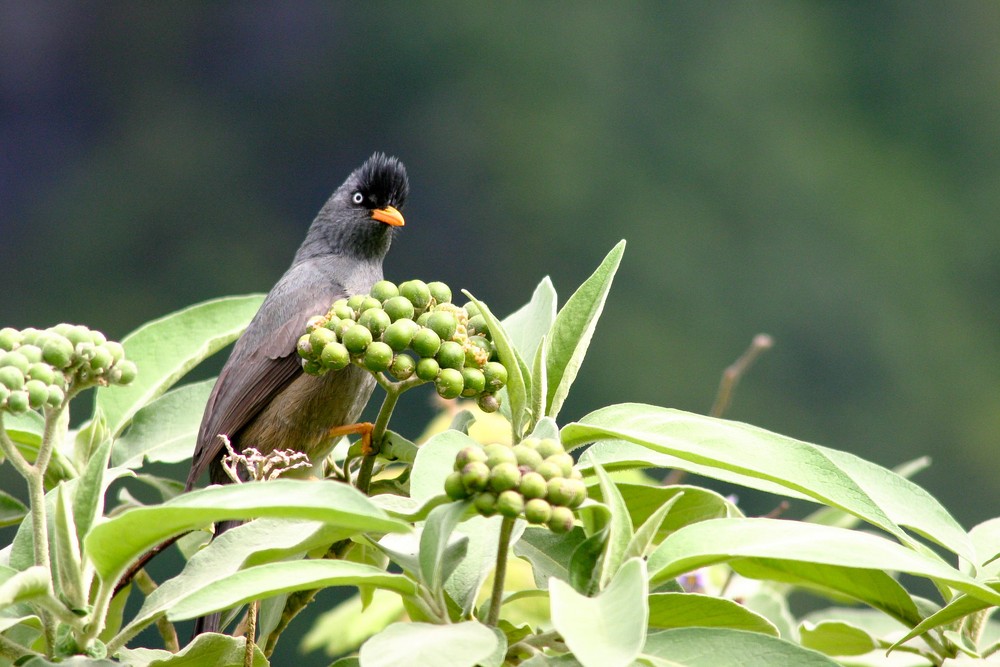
xmin=296 ymin=279 xmax=508 ymax=410
xmin=444 ymin=437 xmax=586 ymax=533
xmin=0 ymin=324 xmax=136 ymax=414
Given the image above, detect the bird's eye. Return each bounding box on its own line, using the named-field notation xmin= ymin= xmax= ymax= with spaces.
xmin=351 ymin=192 xmax=365 ymax=205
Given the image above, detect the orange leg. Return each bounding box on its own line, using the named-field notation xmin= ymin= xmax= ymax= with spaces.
xmin=327 ymin=422 xmax=377 ymax=455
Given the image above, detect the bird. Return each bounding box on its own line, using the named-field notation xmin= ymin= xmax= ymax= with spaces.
xmin=185 ymin=152 xmax=409 ymax=634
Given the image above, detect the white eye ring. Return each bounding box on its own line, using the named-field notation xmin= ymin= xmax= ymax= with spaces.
xmin=352 ymin=192 xmax=364 ymax=205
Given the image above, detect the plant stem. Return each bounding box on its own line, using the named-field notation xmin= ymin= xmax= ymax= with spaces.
xmin=134 ymin=570 xmax=178 ymax=652
xmin=355 ymin=381 xmax=401 ymax=495
xmin=0 ymin=632 xmax=38 ymax=662
xmin=486 ymin=517 xmax=515 ymax=627
xmin=244 ymin=601 xmax=257 ymax=667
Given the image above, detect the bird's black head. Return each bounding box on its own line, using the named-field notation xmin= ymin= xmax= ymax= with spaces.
xmin=307 ymin=153 xmax=409 ymax=261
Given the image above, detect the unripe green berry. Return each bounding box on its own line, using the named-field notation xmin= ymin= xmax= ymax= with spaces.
xmin=24 ymin=380 xmax=48 ymax=409
xmin=0 ymin=328 xmax=20 ymax=352
xmin=477 ymin=393 xmax=500 ymax=413
xmin=383 ymin=319 xmax=419 ymax=352
xmin=524 ymin=498 xmax=553 ymax=524
xmin=484 ymin=443 xmax=518 ymax=468
xmin=18 ymin=345 xmax=43 ymax=365
xmin=455 ymin=446 xmax=488 ymax=470
xmin=415 ymin=311 xmax=431 ymax=327
xmin=389 ymin=353 xmax=416 ymax=380
xmin=460 ymin=368 xmax=485 ymax=397
xmin=334 ymin=304 xmax=356 ymax=321
xmin=562 ymin=478 xmax=587 ymax=509
xmin=519 ymin=472 xmax=548 ymax=500
xmin=113 ymin=360 xmax=138 ymax=385
xmin=463 ymin=302 xmax=481 ymax=318
xmin=0 ymin=385 xmax=9 ymax=405
xmin=426 ymin=311 xmax=458 ymax=342
xmin=46 ymin=385 xmax=65 ymax=409
xmin=364 ymin=342 xmax=394 ymax=372
xmin=465 ymin=336 xmax=492 ymax=367
xmin=427 ymin=281 xmax=452 ymax=304
xmin=537 ymin=438 xmax=564 ymax=459
xmin=320 ymin=341 xmax=351 ymax=371
xmin=302 ymin=359 xmax=323 ymax=375
xmin=483 ymin=362 xmax=508 ymax=393
xmin=18 ymin=328 xmax=40 ymax=346
xmin=296 ymin=334 xmax=313 ymax=359
xmin=309 ymin=327 xmax=337 ymax=353
xmin=411 ymin=328 xmax=441 ymax=358
xmin=358 ymin=296 xmax=382 ymax=314
xmin=65 ymin=326 xmax=92 ymax=348
xmin=520 ymin=437 xmax=541 ymax=450
xmin=535 ymin=461 xmax=563 ymax=481
xmin=382 ymin=296 xmax=416 ymax=322
xmin=1 ymin=351 xmax=30 ymax=374
xmin=324 ymin=317 xmax=341 ymax=332
xmin=466 ymin=314 xmax=489 ymax=338
xmin=305 ymin=315 xmax=326 ymax=332
xmin=0 ymin=367 xmax=25 ymax=391
xmin=335 ymin=319 xmax=355 ymax=339
xmin=474 ymin=492 xmax=498 ymax=517
xmin=461 ymin=461 xmax=491 ymax=492
xmin=399 ymin=280 xmax=431 ymax=313
xmin=415 ymin=357 xmax=440 ymax=382
xmin=346 ymin=294 xmax=366 ymax=310
xmin=42 ymin=337 xmax=75 ymax=370
xmin=545 ymin=452 xmax=575 ymax=478
xmin=444 ymin=471 xmax=469 ymax=500
xmin=6 ymin=390 xmax=29 ymax=413
xmin=497 ymin=490 xmax=525 ymax=518
xmin=548 ymin=506 xmax=575 ymax=534
xmin=342 ymin=325 xmax=373 ymax=355
xmin=435 ymin=367 xmax=464 ymax=399
xmin=546 ymin=477 xmax=575 ymax=507
xmin=89 ymin=346 xmax=114 ymax=373
xmin=436 ymin=341 xmax=465 ymax=370
xmin=104 ymin=341 xmax=125 ymax=363
xmin=489 ymin=462 xmax=521 ymax=493
xmin=358 ymin=308 xmax=391 ymax=339
xmin=90 ymin=330 xmax=107 ymax=346
xmin=370 ymin=280 xmax=399 ymax=302
xmin=513 ymin=444 xmax=544 ymax=470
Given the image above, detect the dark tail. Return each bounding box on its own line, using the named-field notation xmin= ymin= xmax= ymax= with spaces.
xmin=191 ymin=519 xmax=242 ymax=636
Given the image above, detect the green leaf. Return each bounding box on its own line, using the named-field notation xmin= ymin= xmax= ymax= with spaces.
xmin=359 ymin=621 xmax=499 ymax=667
xmin=0 ymin=566 xmax=50 ymax=607
xmin=502 ymin=275 xmax=558 ymax=367
xmin=301 ymin=589 xmax=405 ymax=658
xmin=798 ymin=620 xmax=877 ymax=656
xmin=544 ymin=240 xmax=624 ymax=419
xmin=563 ymin=404 xmax=973 ymax=560
xmin=73 ymin=436 xmax=114 ymax=547
xmin=53 ymin=483 xmax=85 ymax=609
xmin=73 ymin=411 xmax=109 ymax=475
xmin=592 ymin=461 xmax=633 ymax=588
xmin=464 ymin=290 xmax=531 ymax=438
xmin=117 ymin=632 xmax=268 ymax=667
xmin=419 ymin=500 xmax=470 ymax=592
xmin=95 ymin=294 xmax=265 ymax=437
xmin=112 ymin=378 xmax=215 ymax=468
xmin=550 ymin=556 xmax=648 ymax=667
xmin=647 ymin=593 xmax=778 ymax=635
xmin=0 ymin=489 xmax=28 ymax=528
xmin=642 ymin=628 xmax=840 ymax=666
xmin=530 ymin=335 xmax=548 ymax=427
xmin=731 ymin=558 xmax=922 ymax=626
xmin=125 ymin=518 xmax=343 ymax=638
xmin=569 ymin=528 xmax=607 ymax=596
xmin=646 ymin=518 xmax=1000 ymax=606
xmin=85 ymin=479 xmax=409 ymax=585
xmin=587 ymin=483 xmax=733 ymax=543
xmin=625 ymin=491 xmax=684 ymax=561
xmin=514 ymin=526 xmax=587 ymax=589
xmin=166 ymin=560 xmax=417 ymax=622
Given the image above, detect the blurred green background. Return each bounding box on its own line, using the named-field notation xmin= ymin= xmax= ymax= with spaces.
xmin=3 ymin=2 xmax=1000 ymax=662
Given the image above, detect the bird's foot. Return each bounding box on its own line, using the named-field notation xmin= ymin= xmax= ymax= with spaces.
xmin=328 ymin=422 xmax=377 ymax=455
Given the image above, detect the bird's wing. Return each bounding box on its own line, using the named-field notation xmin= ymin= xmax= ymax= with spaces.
xmin=187 ymin=267 xmax=346 ymax=489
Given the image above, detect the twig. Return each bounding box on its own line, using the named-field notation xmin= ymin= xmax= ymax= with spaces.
xmin=133 ymin=570 xmax=178 ymax=652
xmin=244 ymin=601 xmax=257 ymax=667
xmin=665 ymin=334 xmax=772 ymax=486
xmin=486 ymin=517 xmax=515 ymax=627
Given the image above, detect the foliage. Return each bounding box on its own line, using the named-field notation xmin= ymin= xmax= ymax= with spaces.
xmin=2 ymin=243 xmax=999 ymax=666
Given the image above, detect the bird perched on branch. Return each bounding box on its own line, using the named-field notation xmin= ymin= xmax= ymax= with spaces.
xmin=185 ymin=152 xmax=408 ymax=633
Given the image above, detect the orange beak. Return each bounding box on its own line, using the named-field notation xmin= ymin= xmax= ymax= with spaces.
xmin=371 ymin=205 xmax=405 ymax=227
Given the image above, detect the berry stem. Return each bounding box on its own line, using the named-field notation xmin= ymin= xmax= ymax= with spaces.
xmin=486 ymin=516 xmax=515 ymax=627
xmin=356 ymin=375 xmax=423 ymax=495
